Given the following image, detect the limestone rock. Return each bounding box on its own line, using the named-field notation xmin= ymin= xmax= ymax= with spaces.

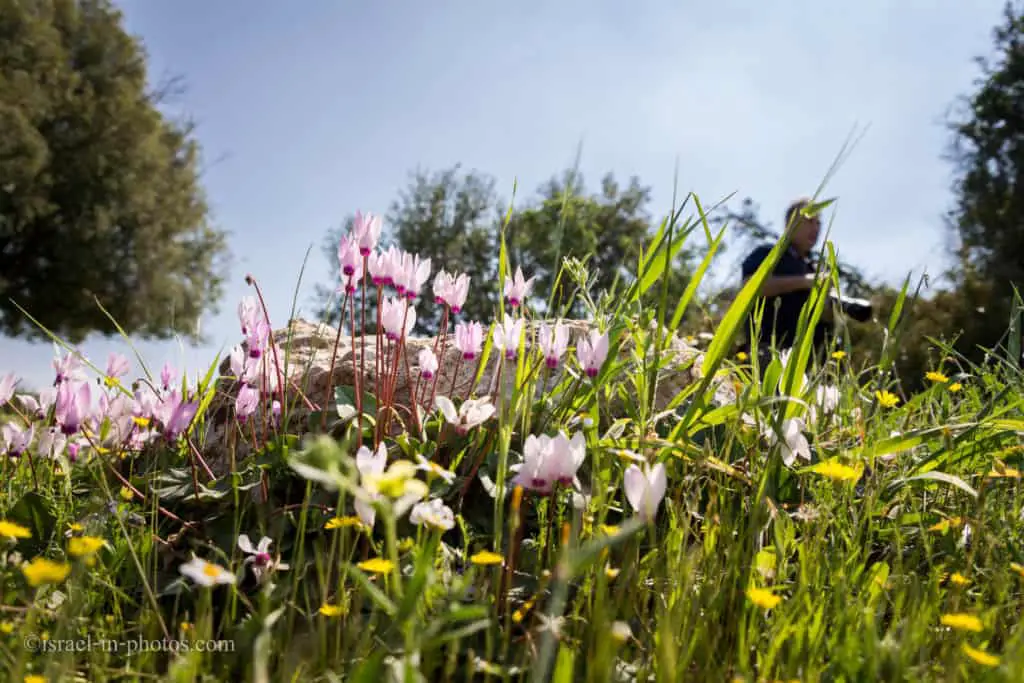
xmin=198 ymin=317 xmax=726 ymax=477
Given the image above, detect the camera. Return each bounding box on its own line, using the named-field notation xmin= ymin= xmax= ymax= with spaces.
xmin=829 ymin=292 xmax=873 ymax=322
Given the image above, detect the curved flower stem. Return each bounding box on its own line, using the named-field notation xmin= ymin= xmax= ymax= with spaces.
xmin=321 ymin=290 xmax=351 ymax=432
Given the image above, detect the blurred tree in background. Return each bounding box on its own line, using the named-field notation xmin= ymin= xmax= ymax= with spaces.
xmin=0 ymin=0 xmax=228 ymax=344
xmin=316 ymin=166 xmax=698 ymax=335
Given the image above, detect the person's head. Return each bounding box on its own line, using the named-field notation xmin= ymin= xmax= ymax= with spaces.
xmin=784 ymin=197 xmax=821 ymax=256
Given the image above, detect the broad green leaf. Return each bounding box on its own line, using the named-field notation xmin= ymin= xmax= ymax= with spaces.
xmin=889 ymin=471 xmax=978 ymax=499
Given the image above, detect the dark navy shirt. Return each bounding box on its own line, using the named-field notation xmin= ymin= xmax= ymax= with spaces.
xmin=740 ymin=244 xmax=831 ymax=351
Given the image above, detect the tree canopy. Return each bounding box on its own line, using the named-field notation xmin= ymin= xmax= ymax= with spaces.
xmin=0 ymin=0 xmax=228 ymax=343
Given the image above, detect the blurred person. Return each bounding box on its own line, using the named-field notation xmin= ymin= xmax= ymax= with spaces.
xmin=738 ymin=197 xmax=833 ymax=361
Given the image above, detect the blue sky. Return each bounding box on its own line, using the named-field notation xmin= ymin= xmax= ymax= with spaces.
xmin=0 ymin=0 xmax=1008 ymax=391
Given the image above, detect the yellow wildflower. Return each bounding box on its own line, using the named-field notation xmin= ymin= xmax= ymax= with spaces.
xmin=926 ymin=371 xmax=948 ymax=383
xmin=962 ymin=643 xmax=999 ymax=667
xmin=357 ymin=557 xmax=394 ymax=574
xmin=0 ymin=621 xmax=13 ymax=634
xmin=948 ymin=382 xmax=962 ymax=392
xmin=875 ymin=390 xmax=900 ymax=408
xmin=1010 ymin=562 xmax=1024 ymax=578
xmin=950 ymin=572 xmax=970 ymax=586
xmin=132 ymin=416 xmax=150 ymax=428
xmin=599 ymin=524 xmax=620 ymax=536
xmin=928 ymin=517 xmax=963 ymax=533
xmin=831 ymin=350 xmax=846 ymax=360
xmin=22 ymin=557 xmax=72 ymax=587
xmin=324 ymin=516 xmax=365 ymax=530
xmin=119 ymin=487 xmax=133 ymax=501
xmin=736 ymin=351 xmax=748 ymax=362
xmin=746 ymin=587 xmax=781 ymax=609
xmin=469 ymin=550 xmax=503 ymax=566
xmin=67 ymin=536 xmax=105 ymax=558
xmin=0 ymin=521 xmax=31 ymax=540
xmin=940 ymin=613 xmax=983 ymax=632
xmin=25 ymin=675 xmax=47 ymax=683
xmin=809 ymin=460 xmax=863 ymax=482
xmin=318 ymin=603 xmax=345 ymax=617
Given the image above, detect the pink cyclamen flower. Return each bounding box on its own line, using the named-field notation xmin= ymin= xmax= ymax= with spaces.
xmin=160 ymin=361 xmax=178 ymax=391
xmin=0 ymin=373 xmax=18 ymax=407
xmin=511 ymin=430 xmax=586 ymax=494
xmin=52 ymin=350 xmax=85 ymax=386
xmin=433 ymin=270 xmax=470 ymax=313
xmin=2 ymin=422 xmax=34 ymax=458
xmin=504 ymin=266 xmax=536 ymax=308
xmin=454 ymin=321 xmax=484 ymax=360
xmin=381 ymin=296 xmax=416 ymax=341
xmin=493 ymin=317 xmax=524 ymax=361
xmin=623 ymin=462 xmax=667 ymax=520
xmin=104 ymin=353 xmax=131 ymax=386
xmin=435 ymin=396 xmax=495 ymax=435
xmin=235 ymin=384 xmax=260 ymax=423
xmin=246 ymin=318 xmax=270 ymax=359
xmin=367 ymin=248 xmax=391 ymax=287
xmin=238 ymin=296 xmax=260 ymax=336
xmin=337 ymin=233 xmax=363 ymax=292
xmin=538 ymin=322 xmax=570 ymax=369
xmin=418 ymin=348 xmax=439 ymax=380
xmin=396 ymin=251 xmax=431 ymax=300
xmin=155 ymin=390 xmax=198 ymax=440
xmin=18 ymin=389 xmax=55 ymax=419
xmin=576 ymin=329 xmax=609 ymax=378
xmin=55 ymin=381 xmax=91 ymax=435
xmin=353 ymin=210 xmax=382 ymax=256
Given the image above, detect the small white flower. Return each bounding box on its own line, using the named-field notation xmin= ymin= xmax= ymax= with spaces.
xmin=409 ymin=498 xmax=455 ymax=531
xmin=179 ymin=556 xmax=236 ymax=586
xmin=765 ymin=417 xmax=811 ymax=467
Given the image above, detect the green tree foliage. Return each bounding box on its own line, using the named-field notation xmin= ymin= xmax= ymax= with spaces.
xmin=0 ymin=0 xmax=228 ymax=343
xmin=316 ymin=165 xmax=697 ymax=335
xmin=943 ymin=0 xmax=1024 ymax=364
xmin=506 ymin=171 xmax=696 ymax=319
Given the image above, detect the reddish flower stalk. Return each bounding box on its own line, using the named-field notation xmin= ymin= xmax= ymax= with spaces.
xmin=350 ymin=287 xmax=362 ymax=422
xmin=428 ymin=306 xmax=450 ymax=409
xmin=245 ymin=274 xmax=286 ymax=421
xmin=321 ymin=290 xmax=350 ymax=432
xmin=360 ymin=256 xmax=369 ymax=404
xmin=374 ymin=285 xmax=384 ymax=447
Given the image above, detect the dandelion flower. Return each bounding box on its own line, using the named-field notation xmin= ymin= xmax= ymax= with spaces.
xmin=809 ymin=460 xmax=863 ymax=482
xmin=319 ymin=603 xmax=345 ymax=617
xmin=470 ymin=550 xmax=503 ymax=566
xmin=0 ymin=520 xmax=31 ymax=540
xmin=831 ymin=350 xmax=846 ymax=360
xmin=324 ymin=516 xmax=365 ymax=530
xmin=962 ymin=643 xmax=999 ymax=667
xmin=949 ymin=382 xmax=962 ymax=392
xmin=746 ymin=587 xmax=781 ymax=609
xmin=926 ymin=371 xmax=948 ymax=383
xmin=22 ymin=557 xmax=72 ymax=587
xmin=875 ymin=390 xmax=900 ymax=408
xmin=179 ymin=556 xmax=236 ymax=587
xmin=357 ymin=557 xmax=394 ymax=574
xmin=950 ymin=572 xmax=970 ymax=586
xmin=940 ymin=613 xmax=983 ymax=632
xmin=67 ymin=536 xmax=105 ymax=558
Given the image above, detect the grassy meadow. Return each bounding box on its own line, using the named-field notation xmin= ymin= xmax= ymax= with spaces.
xmin=1 ymin=196 xmax=1024 ymax=683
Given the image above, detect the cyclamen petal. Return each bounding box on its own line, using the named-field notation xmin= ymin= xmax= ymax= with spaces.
xmin=623 ymin=462 xmax=666 ymax=520
xmin=353 ymin=210 xmax=382 ymax=256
